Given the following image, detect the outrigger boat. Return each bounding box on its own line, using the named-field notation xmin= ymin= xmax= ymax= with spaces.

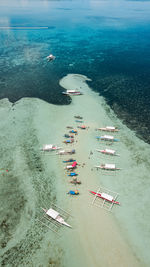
xmin=96 ymin=135 xmax=119 ymax=142
xmin=62 ymin=90 xmax=83 ymax=96
xmin=56 ymin=149 xmax=75 ymax=155
xmin=74 ymin=116 xmax=83 ymax=119
xmin=47 ymin=54 xmax=55 ymax=61
xmin=96 ymin=148 xmax=119 ymax=156
xmin=96 ymin=126 xmax=119 ymax=132
xmin=42 ymin=144 xmax=62 ymax=151
xmin=42 ymin=208 xmax=71 ymax=228
xmin=94 ymin=163 xmax=121 ymax=171
xmin=89 ymin=191 xmax=120 ymax=205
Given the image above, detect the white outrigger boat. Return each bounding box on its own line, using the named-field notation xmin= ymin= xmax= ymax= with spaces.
xmin=47 ymin=54 xmax=55 ymax=61
xmin=62 ymin=90 xmax=83 ymax=96
xmin=42 ymin=144 xmax=62 ymax=151
xmin=96 ymin=135 xmax=119 ymax=142
xmin=96 ymin=126 xmax=119 ymax=132
xmin=56 ymin=149 xmax=75 ymax=155
xmin=94 ymin=163 xmax=121 ymax=171
xmin=42 ymin=208 xmax=71 ymax=228
xmin=96 ymin=148 xmax=119 ymax=156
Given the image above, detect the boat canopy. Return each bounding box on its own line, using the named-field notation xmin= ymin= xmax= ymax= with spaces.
xmin=106 ymin=126 xmax=115 ymax=130
xmin=105 ymin=164 xmax=116 ymax=169
xmin=72 ymin=161 xmax=77 ymax=167
xmin=43 ymin=144 xmax=53 ymax=149
xmin=46 ymin=208 xmax=59 ymax=219
xmin=65 ymin=165 xmax=73 ymax=169
xmin=103 ymin=135 xmax=114 ymax=140
xmin=101 ymin=193 xmax=113 ymax=201
xmin=105 ymin=148 xmax=115 ymax=154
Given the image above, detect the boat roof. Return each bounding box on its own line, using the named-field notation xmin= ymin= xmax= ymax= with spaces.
xmin=106 ymin=126 xmax=115 ymax=130
xmin=105 ymin=148 xmax=115 ymax=154
xmin=67 ymin=90 xmax=79 ymax=93
xmin=44 ymin=144 xmax=53 ymax=149
xmin=101 ymin=193 xmax=113 ymax=201
xmin=103 ymin=135 xmax=114 ymax=139
xmin=46 ymin=208 xmax=59 ymax=219
xmin=105 ymin=163 xmax=116 ymax=169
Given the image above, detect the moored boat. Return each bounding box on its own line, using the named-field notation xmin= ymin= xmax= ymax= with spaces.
xmin=63 ymin=139 xmax=74 ymax=144
xmin=62 ymin=90 xmax=83 ymax=96
xmin=68 ymin=172 xmax=78 ymax=176
xmin=42 ymin=144 xmax=61 ymax=151
xmin=47 ymin=54 xmax=55 ymax=61
xmin=96 ymin=135 xmax=119 ymax=142
xmin=77 ymin=125 xmax=87 ymax=129
xmin=64 ymin=161 xmax=77 ymax=170
xmin=70 ymin=179 xmax=81 ymax=185
xmin=63 ymin=159 xmax=76 ymax=163
xmin=94 ymin=163 xmax=121 ymax=170
xmin=67 ymin=190 xmax=79 ymax=195
xmin=96 ymin=148 xmax=119 ymax=156
xmin=96 ymin=126 xmax=119 ymax=132
xmin=42 ymin=208 xmax=71 ymax=228
xmin=56 ymin=149 xmax=75 ymax=155
xmin=74 ymin=116 xmax=83 ymax=119
xmin=89 ymin=191 xmax=120 ymax=205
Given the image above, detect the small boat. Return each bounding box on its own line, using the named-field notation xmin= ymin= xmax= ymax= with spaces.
xmin=96 ymin=126 xmax=119 ymax=132
xmin=89 ymin=191 xmax=120 ymax=205
xmin=68 ymin=172 xmax=78 ymax=176
xmin=62 ymin=90 xmax=83 ymax=96
xmin=67 ymin=190 xmax=79 ymax=195
xmin=66 ymin=126 xmax=73 ymax=129
xmin=69 ymin=130 xmax=78 ymax=134
xmin=75 ymin=120 xmax=83 ymax=123
xmin=56 ymin=149 xmax=75 ymax=155
xmin=77 ymin=125 xmax=87 ymax=130
xmin=74 ymin=116 xmax=83 ymax=119
xmin=70 ymin=179 xmax=81 ymax=185
xmin=47 ymin=54 xmax=55 ymax=61
xmin=94 ymin=163 xmax=121 ymax=171
xmin=42 ymin=208 xmax=71 ymax=228
xmin=96 ymin=135 xmax=119 ymax=142
xmin=63 ymin=159 xmax=76 ymax=163
xmin=64 ymin=161 xmax=77 ymax=170
xmin=96 ymin=148 xmax=119 ymax=156
xmin=64 ymin=134 xmax=74 ymax=138
xmin=42 ymin=144 xmax=61 ymax=151
xmin=63 ymin=139 xmax=74 ymax=144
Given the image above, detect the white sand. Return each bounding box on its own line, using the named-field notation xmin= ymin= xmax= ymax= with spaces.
xmin=1 ymin=74 xmax=150 ymax=266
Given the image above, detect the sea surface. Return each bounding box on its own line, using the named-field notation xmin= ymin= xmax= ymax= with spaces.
xmin=0 ymin=0 xmax=150 ymax=143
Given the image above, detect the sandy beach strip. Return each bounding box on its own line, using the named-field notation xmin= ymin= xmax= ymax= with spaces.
xmin=1 ymin=74 xmax=150 ymax=266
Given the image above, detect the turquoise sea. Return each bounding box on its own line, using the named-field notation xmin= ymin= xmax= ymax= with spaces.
xmin=0 ymin=0 xmax=150 ymax=142
xmin=1 ymin=1 xmax=150 ymax=266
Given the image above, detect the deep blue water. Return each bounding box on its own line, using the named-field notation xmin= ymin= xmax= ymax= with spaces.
xmin=0 ymin=0 xmax=150 ymax=142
